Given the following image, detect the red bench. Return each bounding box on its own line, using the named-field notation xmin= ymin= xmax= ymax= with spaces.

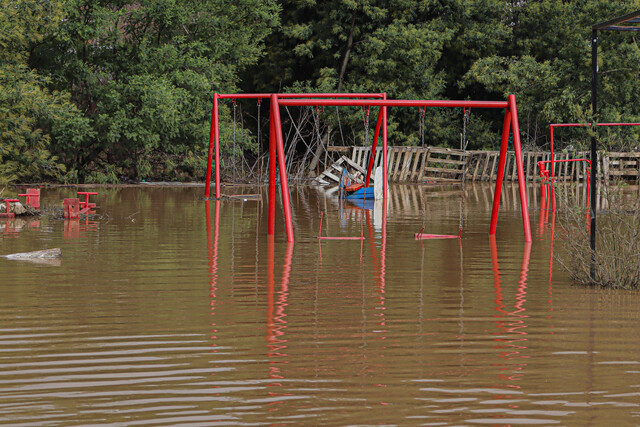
xmin=0 ymin=199 xmax=19 ymax=219
xmin=77 ymin=192 xmax=98 ymax=214
xmin=18 ymin=188 xmax=40 ymax=210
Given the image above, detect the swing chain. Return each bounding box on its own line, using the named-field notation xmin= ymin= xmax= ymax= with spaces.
xmin=232 ymin=99 xmax=237 ymax=184
xmin=419 ymin=107 xmax=426 ymax=148
xmin=460 ymin=107 xmax=471 ymax=234
xmin=257 ymin=99 xmax=262 ymax=180
xmin=362 ymin=106 xmax=370 ymax=147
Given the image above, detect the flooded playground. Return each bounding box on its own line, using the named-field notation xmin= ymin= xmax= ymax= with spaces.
xmin=1 ymin=183 xmax=639 ymax=425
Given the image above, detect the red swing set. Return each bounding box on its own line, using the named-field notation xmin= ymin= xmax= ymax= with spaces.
xmin=205 ymin=93 xmax=532 ymax=243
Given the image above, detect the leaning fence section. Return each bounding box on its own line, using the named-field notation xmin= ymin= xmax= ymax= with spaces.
xmin=318 ymin=146 xmax=639 ymax=184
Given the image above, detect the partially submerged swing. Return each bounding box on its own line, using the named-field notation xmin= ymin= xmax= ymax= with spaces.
xmin=338 ymin=106 xmax=377 ymax=200
xmin=415 ymin=108 xmax=470 ymax=240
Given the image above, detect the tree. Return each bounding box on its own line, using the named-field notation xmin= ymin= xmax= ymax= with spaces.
xmin=244 ymin=0 xmax=456 ymax=148
xmin=31 ymin=0 xmax=280 ymax=182
xmin=464 ymin=0 xmax=640 ymax=151
xmin=0 ymin=0 xmax=87 ymax=186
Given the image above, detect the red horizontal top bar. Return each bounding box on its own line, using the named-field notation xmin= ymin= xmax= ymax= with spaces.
xmin=217 ymin=93 xmax=385 ymax=99
xmin=278 ymin=99 xmax=508 ymax=108
xmin=551 ymin=122 xmax=640 ymax=128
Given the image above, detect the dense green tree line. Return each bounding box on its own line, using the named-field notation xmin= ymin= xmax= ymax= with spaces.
xmin=246 ymin=0 xmax=640 ymax=153
xmin=1 ymin=0 xmax=279 ymax=184
xmin=2 ymin=0 xmax=640 ymax=184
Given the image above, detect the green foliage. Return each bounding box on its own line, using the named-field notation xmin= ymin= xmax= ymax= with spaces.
xmin=245 ymin=0 xmax=459 ymax=147
xmin=463 ymin=0 xmax=640 ymax=150
xmin=0 ymin=0 xmax=86 ymax=185
xmin=29 ymin=0 xmax=279 ymax=182
xmin=4 ymin=0 xmax=640 ymax=184
xmin=245 ymin=0 xmax=640 ymax=153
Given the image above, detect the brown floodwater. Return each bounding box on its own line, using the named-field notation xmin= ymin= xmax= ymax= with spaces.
xmin=1 ymin=183 xmax=639 ymax=426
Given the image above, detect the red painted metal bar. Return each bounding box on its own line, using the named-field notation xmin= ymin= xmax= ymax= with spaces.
xmin=508 ymin=95 xmax=532 ymax=243
xmin=382 ymin=105 xmax=388 ymax=201
xmin=537 ymin=159 xmax=591 ymax=204
xmin=549 ymin=122 xmax=640 ymax=180
xmin=268 ymin=108 xmax=277 ymax=235
xmin=218 ymin=93 xmax=385 ymax=99
xmin=538 ymin=159 xmax=591 ymax=168
xmin=0 ymin=199 xmax=19 ymax=218
xmin=77 ymin=191 xmax=98 ymax=209
xmin=205 ymin=93 xmax=219 ymax=199
xmin=205 ymin=92 xmax=385 ymax=199
xmin=278 ymin=99 xmax=509 ymax=108
xmin=18 ymin=188 xmax=40 ymax=210
xmin=414 ymin=225 xmax=460 ymax=239
xmin=551 ymin=122 xmax=640 ymax=127
xmin=489 ymin=108 xmax=512 ymax=236
xmin=270 ymin=94 xmax=295 ymax=243
xmin=550 ymin=125 xmax=555 ymax=180
xmin=365 ymin=107 xmax=384 ymax=187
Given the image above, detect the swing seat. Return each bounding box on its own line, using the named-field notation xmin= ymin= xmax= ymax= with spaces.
xmin=415 ymin=232 xmax=460 ymax=240
xmin=414 ymin=226 xmax=461 ymax=240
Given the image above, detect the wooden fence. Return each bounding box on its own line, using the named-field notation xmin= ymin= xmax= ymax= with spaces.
xmin=316 ymin=146 xmax=640 ymax=184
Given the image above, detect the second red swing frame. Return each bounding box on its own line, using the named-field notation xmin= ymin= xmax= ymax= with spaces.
xmin=205 ymin=93 xmax=532 ymax=243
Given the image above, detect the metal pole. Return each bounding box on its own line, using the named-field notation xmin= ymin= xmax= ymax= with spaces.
xmin=382 ymin=105 xmax=388 ymax=201
xmin=590 ymin=29 xmax=598 ymax=264
xmin=271 ymin=94 xmax=295 ymax=243
xmin=268 ymin=108 xmax=276 ymax=235
xmin=365 ymin=108 xmax=383 ymax=187
xmin=508 ymin=94 xmax=532 ymax=243
xmin=489 ymin=108 xmax=512 ymax=236
xmin=205 ymin=93 xmax=220 ymax=199
xmin=279 ymin=99 xmax=508 ymax=109
xmin=550 ymin=125 xmax=555 ymax=181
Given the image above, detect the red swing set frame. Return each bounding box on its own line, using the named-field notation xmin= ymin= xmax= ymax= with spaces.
xmin=205 ymin=93 xmax=532 ymax=243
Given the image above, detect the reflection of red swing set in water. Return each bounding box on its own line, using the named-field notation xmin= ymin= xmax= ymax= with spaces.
xmin=205 ymin=93 xmax=532 ymax=243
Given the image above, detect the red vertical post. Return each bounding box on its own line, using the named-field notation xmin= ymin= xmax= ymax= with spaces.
xmin=489 ymin=108 xmax=512 ymax=236
xmin=271 ymin=94 xmax=295 ymax=243
xmin=382 ymin=105 xmax=388 ymax=201
xmin=508 ymin=94 xmax=532 ymax=243
xmin=365 ymin=108 xmax=383 ymax=187
xmin=205 ymin=93 xmax=219 ymax=199
xmin=550 ymin=125 xmax=555 ymax=181
xmin=268 ymin=108 xmax=277 ymax=235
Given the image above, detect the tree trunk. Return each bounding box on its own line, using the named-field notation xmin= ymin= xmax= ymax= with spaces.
xmin=309 ymin=10 xmax=357 ymax=176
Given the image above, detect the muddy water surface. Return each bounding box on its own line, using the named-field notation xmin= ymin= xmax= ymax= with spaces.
xmin=1 ymin=184 xmax=639 ymax=425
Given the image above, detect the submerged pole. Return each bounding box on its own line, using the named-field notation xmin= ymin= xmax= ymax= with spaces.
xmin=365 ymin=108 xmax=383 ymax=187
xmin=205 ymin=93 xmax=220 ymax=199
xmin=268 ymin=107 xmax=277 ymax=235
xmin=382 ymin=105 xmax=388 ymax=201
xmin=271 ymin=94 xmax=295 ymax=243
xmin=550 ymin=125 xmax=555 ymax=181
xmin=508 ymin=95 xmax=532 ymax=242
xmin=489 ymin=108 xmax=512 ymax=236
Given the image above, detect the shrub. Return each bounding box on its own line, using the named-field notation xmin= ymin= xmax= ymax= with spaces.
xmin=556 ymin=183 xmax=640 ymax=289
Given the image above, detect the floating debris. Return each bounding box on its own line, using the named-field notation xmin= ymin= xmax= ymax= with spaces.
xmin=2 ymin=248 xmax=62 ymax=260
